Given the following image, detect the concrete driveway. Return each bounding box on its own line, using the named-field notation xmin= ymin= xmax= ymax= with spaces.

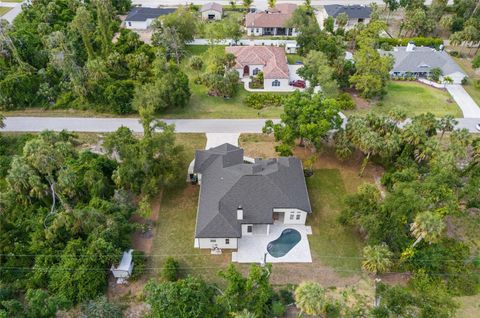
xmin=446 ymin=84 xmax=480 ymax=118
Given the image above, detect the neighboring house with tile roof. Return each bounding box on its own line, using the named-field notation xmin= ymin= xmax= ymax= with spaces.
xmin=245 ymin=3 xmax=298 ymax=36
xmin=193 ymin=144 xmax=311 ymax=250
xmin=226 ymin=46 xmax=290 ymax=90
xmin=379 ymin=43 xmax=467 ymax=84
xmin=316 ymin=5 xmax=371 ymax=30
xmin=124 ymin=7 xmax=176 ymax=29
xmin=200 ymin=2 xmax=223 ymax=20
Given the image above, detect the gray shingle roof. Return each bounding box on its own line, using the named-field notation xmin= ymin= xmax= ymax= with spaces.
xmin=379 ymin=46 xmax=466 ymax=76
xmin=194 ymin=144 xmax=311 ymax=238
xmin=125 ymin=7 xmax=176 ymax=22
xmin=324 ymin=5 xmax=372 ymax=19
xmin=200 ymin=2 xmax=223 ymax=13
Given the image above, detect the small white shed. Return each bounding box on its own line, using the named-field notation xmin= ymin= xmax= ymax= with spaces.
xmin=110 ymin=249 xmax=134 ymax=284
xmin=200 ymin=2 xmax=223 ymax=21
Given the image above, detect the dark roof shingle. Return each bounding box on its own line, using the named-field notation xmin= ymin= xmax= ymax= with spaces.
xmin=324 ymin=5 xmax=372 ymax=19
xmin=194 ymin=144 xmax=311 ymax=238
xmin=125 ymin=7 xmax=176 ymax=22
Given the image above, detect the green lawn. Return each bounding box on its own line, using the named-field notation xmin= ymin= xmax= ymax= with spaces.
xmin=0 ymin=7 xmax=12 ymax=16
xmin=353 ymin=81 xmax=463 ymax=118
xmin=306 ymin=169 xmax=364 ymax=273
xmin=464 ymin=84 xmax=480 ymax=107
xmin=287 ymin=54 xmax=304 ymax=64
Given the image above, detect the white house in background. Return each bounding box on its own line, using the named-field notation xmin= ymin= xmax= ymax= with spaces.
xmin=226 ymin=46 xmax=290 ymax=90
xmin=110 ymin=249 xmax=134 ymax=284
xmin=316 ymin=5 xmax=371 ymax=30
xmin=200 ymin=2 xmax=223 ymax=20
xmin=245 ymin=3 xmax=298 ymax=36
xmin=192 ymin=144 xmax=312 ymax=252
xmin=379 ymin=43 xmax=467 ymax=84
xmin=124 ymin=7 xmax=176 ymax=30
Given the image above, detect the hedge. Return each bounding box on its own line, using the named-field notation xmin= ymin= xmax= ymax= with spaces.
xmin=378 ymin=37 xmax=444 ymax=49
xmin=244 ymin=93 xmax=285 ymax=109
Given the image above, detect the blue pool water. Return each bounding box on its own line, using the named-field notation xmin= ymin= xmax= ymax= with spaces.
xmin=267 ymin=229 xmax=301 ymax=258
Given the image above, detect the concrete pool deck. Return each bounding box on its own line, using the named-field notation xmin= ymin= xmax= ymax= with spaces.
xmin=232 ymin=222 xmax=313 ymax=263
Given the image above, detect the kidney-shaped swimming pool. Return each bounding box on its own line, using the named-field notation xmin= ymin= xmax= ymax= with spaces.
xmin=267 ymin=228 xmax=301 ymax=258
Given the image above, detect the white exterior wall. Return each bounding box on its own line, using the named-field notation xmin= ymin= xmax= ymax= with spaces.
xmin=125 ymin=20 xmax=149 ymax=30
xmin=195 ymin=237 xmax=238 ymax=249
xmin=274 ymin=208 xmax=308 ymax=225
xmin=201 ymin=10 xmax=222 ymax=20
xmin=264 ymin=78 xmax=289 ymax=90
xmin=246 ymin=27 xmax=297 ymax=36
xmin=242 ymin=224 xmax=254 ymax=235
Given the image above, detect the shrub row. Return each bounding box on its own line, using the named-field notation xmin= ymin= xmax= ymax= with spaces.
xmin=244 ymin=93 xmax=285 ymax=109
xmin=379 ymin=37 xmax=444 ymax=49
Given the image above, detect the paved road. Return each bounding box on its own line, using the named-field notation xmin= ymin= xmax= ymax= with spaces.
xmin=2 ymin=116 xmax=480 ymax=133
xmin=446 ymin=85 xmax=480 ymax=118
xmin=0 ymin=0 xmax=25 ymax=24
xmin=0 ymin=117 xmax=278 ymax=133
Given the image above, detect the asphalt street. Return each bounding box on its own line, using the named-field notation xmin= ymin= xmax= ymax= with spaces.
xmin=2 ymin=117 xmax=479 ymax=133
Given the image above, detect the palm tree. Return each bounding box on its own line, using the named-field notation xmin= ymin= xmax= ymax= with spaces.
xmin=294 ymin=282 xmax=327 ymax=316
xmin=268 ymin=0 xmax=276 ymax=9
xmin=438 ymin=115 xmax=458 ymax=141
xmin=410 ymin=211 xmax=445 ymax=248
xmin=362 ymin=244 xmax=393 ymax=307
xmin=362 ymin=244 xmax=393 ymax=275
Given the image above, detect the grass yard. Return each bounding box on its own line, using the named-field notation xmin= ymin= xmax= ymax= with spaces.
xmin=352 ymin=81 xmax=462 ymax=118
xmin=0 ymin=7 xmax=12 ymax=16
xmin=464 ymin=83 xmax=480 ymax=107
xmin=287 ymin=54 xmax=304 ymax=64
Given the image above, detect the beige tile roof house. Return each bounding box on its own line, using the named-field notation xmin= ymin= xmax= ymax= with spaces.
xmin=226 ymin=46 xmax=289 ymax=79
xmin=245 ymin=4 xmax=298 ymax=36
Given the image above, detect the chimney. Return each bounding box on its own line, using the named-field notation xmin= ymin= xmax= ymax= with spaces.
xmin=237 ymin=206 xmax=243 ymax=220
xmin=406 ymin=42 xmax=416 ymax=52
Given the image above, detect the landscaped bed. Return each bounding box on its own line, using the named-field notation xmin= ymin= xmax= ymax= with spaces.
xmin=349 ymin=81 xmax=463 ymax=118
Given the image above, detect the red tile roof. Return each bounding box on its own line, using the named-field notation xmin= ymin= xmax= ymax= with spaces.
xmin=226 ymin=46 xmax=289 ymax=79
xmin=245 ymin=3 xmax=297 ymax=28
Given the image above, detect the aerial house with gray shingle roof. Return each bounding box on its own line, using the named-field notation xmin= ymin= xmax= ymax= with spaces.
xmin=379 ymin=43 xmax=467 ymax=84
xmin=192 ymin=144 xmax=312 ymax=252
xmin=124 ymin=7 xmax=176 ymax=30
xmin=316 ymin=4 xmax=372 ymax=30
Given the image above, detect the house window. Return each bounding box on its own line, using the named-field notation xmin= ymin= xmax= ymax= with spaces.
xmin=208 ymin=14 xmax=215 ymax=20
xmin=247 ymin=225 xmax=253 ymax=233
xmin=210 ymin=239 xmax=217 ymax=243
xmin=256 ymin=28 xmax=259 ymax=33
xmin=127 ymin=21 xmax=131 ymax=27
xmin=296 ymin=213 xmax=301 ymax=220
xmin=253 ymin=68 xmax=260 ymax=75
xmin=289 ymin=213 xmax=294 ymax=220
xmin=272 ymin=80 xmax=281 ymax=87
xmin=225 ymin=239 xmax=230 ymax=244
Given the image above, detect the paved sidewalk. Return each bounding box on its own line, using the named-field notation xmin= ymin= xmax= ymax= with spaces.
xmin=0 ymin=0 xmax=25 ymax=23
xmin=446 ymin=84 xmax=480 ymax=118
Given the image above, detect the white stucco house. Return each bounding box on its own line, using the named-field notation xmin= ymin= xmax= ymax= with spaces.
xmin=192 ymin=144 xmax=312 ymax=263
xmin=226 ymin=46 xmax=290 ymax=90
xmin=316 ymin=5 xmax=371 ymax=30
xmin=379 ymin=43 xmax=467 ymax=84
xmin=245 ymin=3 xmax=298 ymax=36
xmin=200 ymin=2 xmax=223 ymax=21
xmin=124 ymin=7 xmax=176 ymax=30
